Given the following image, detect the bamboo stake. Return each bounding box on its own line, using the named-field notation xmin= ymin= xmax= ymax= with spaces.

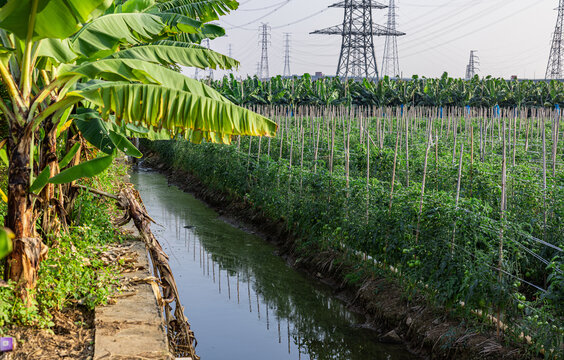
xmin=552 ymin=113 xmax=560 ymax=176
xmin=257 ymin=136 xmax=262 ymax=163
xmin=470 ymin=125 xmax=474 ymax=197
xmin=497 ymin=117 xmax=507 ymax=338
xmin=330 ymin=116 xmax=335 ymax=176
xmin=299 ymin=126 xmax=305 ymax=190
xmin=415 ymin=120 xmax=433 ymax=244
xmin=313 ymin=119 xmax=321 ymax=174
xmin=366 ymin=123 xmax=371 ymax=224
xmin=542 ymin=117 xmax=547 ymax=240
xmin=435 ymin=130 xmax=439 ymax=191
xmin=345 ymin=115 xmax=351 ymax=189
xmin=246 ymin=136 xmax=253 ymax=172
xmin=452 ymin=116 xmax=458 ymax=164
xmin=389 ymin=120 xmax=401 ymax=211
xmin=525 ymin=116 xmax=531 ymax=152
xmin=405 ymin=113 xmax=410 ymax=187
xmin=451 ymin=141 xmax=464 ymax=253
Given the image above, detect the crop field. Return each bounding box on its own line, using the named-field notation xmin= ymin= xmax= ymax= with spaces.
xmin=149 ymin=104 xmax=563 ymax=356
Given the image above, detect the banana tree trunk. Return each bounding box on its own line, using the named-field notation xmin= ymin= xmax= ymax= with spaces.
xmin=4 ymin=124 xmax=48 ymax=300
xmin=39 ymin=123 xmax=61 ymax=237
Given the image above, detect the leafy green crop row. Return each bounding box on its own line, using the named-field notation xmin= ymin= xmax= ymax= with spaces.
xmin=145 ymin=105 xmax=563 ymax=357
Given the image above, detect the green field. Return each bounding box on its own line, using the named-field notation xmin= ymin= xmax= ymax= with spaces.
xmin=148 ymin=104 xmax=564 ymax=357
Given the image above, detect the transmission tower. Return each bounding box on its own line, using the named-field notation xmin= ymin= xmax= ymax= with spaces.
xmin=382 ymin=0 xmax=400 ymax=77
xmin=311 ymin=0 xmax=405 ymax=81
xmin=465 ymin=50 xmax=479 ymax=80
xmin=546 ymin=0 xmax=564 ymax=79
xmin=228 ymin=44 xmax=234 ymax=74
xmin=258 ymin=23 xmax=271 ymax=80
xmin=194 ymin=68 xmax=199 ymax=80
xmin=283 ymin=33 xmax=292 ymax=77
xmin=203 ymin=39 xmax=213 ymax=80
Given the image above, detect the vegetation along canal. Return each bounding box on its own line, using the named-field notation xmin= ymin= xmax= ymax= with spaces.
xmin=130 ymin=168 xmax=420 ymax=360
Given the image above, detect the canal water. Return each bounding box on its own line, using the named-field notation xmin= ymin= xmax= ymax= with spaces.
xmin=131 ymin=169 xmax=419 ymax=360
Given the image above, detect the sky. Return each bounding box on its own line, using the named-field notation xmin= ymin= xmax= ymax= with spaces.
xmin=190 ymin=0 xmax=558 ymax=80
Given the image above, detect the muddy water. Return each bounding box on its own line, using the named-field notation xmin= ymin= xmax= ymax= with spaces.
xmin=131 ymin=169 xmax=419 ymax=360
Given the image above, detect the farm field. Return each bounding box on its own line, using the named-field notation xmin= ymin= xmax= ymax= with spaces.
xmin=148 ymin=104 xmax=564 ymax=357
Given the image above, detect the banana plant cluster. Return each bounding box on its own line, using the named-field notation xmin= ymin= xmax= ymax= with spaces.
xmin=213 ymin=72 xmax=564 ymax=108
xmin=0 ymin=0 xmax=277 ymax=300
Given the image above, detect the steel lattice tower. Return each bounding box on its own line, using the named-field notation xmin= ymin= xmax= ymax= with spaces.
xmin=258 ymin=23 xmax=271 ymax=80
xmin=546 ymin=0 xmax=564 ymax=79
xmin=465 ymin=50 xmax=479 ymax=80
xmin=203 ymin=39 xmax=213 ymax=80
xmin=228 ymin=44 xmax=234 ymax=74
xmin=382 ymin=0 xmax=400 ymax=77
xmin=283 ymin=33 xmax=291 ymax=77
xmin=311 ymin=0 xmax=405 ymax=81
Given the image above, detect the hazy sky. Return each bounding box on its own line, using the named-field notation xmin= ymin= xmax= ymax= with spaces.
xmin=194 ymin=0 xmax=557 ymax=80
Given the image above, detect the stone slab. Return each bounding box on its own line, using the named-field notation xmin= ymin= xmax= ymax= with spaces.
xmin=94 ymin=237 xmax=172 ymax=360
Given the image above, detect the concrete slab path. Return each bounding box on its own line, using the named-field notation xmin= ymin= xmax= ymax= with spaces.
xmin=93 ymin=239 xmax=172 ymax=360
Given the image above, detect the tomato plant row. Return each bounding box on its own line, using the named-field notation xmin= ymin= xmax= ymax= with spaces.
xmin=146 ymin=105 xmax=563 ymax=357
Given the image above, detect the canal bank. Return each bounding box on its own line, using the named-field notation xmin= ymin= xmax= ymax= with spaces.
xmin=138 ymin=149 xmax=536 ymax=360
xmin=131 ymin=167 xmax=420 ymax=360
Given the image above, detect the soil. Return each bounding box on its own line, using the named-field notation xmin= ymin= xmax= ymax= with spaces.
xmin=0 ymin=306 xmax=95 ymax=360
xmin=0 ymin=237 xmax=144 ymax=360
xmin=141 ymin=151 xmax=540 ymax=360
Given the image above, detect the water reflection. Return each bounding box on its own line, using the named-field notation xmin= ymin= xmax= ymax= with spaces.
xmin=131 ymin=169 xmax=419 ymax=360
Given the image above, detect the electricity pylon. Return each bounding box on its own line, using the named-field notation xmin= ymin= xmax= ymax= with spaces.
xmin=311 ymin=0 xmax=405 ymax=81
xmin=546 ymin=0 xmax=564 ymax=79
xmin=283 ymin=33 xmax=291 ymax=77
xmin=465 ymin=50 xmax=479 ymax=80
xmin=203 ymin=39 xmax=213 ymax=80
xmin=258 ymin=23 xmax=271 ymax=80
xmin=382 ymin=0 xmax=400 ymax=78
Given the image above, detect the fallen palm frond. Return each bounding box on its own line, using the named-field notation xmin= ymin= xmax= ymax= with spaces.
xmin=76 ymin=183 xmax=198 ymax=360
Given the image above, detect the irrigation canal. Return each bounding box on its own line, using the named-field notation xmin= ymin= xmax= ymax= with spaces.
xmin=131 ymin=169 xmax=420 ymax=360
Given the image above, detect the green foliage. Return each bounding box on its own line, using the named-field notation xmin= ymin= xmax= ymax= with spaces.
xmin=0 ymin=162 xmax=124 ymax=332
xmin=0 ymin=227 xmax=12 ymax=259
xmin=211 ymin=74 xmax=564 ymax=108
xmin=49 ymin=152 xmax=115 ymax=184
xmin=145 ymin=105 xmax=564 ymax=356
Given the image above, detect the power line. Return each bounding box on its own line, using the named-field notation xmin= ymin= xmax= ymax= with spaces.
xmin=402 ymin=1 xmax=542 ymax=59
xmin=239 ymin=0 xmax=288 ymax=11
xmin=224 ymin=0 xmax=292 ymax=30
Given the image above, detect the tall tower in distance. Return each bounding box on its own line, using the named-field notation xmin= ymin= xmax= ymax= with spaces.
xmin=465 ymin=50 xmax=479 ymax=80
xmin=258 ymin=23 xmax=271 ymax=80
xmin=311 ymin=0 xmax=405 ymax=81
xmin=228 ymin=44 xmax=234 ymax=74
xmin=546 ymin=0 xmax=564 ymax=79
xmin=203 ymin=39 xmax=213 ymax=80
xmin=382 ymin=0 xmax=400 ymax=78
xmin=283 ymin=33 xmax=291 ymax=77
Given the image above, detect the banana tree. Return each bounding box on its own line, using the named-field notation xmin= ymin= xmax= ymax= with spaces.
xmin=0 ymin=0 xmax=277 ymax=299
